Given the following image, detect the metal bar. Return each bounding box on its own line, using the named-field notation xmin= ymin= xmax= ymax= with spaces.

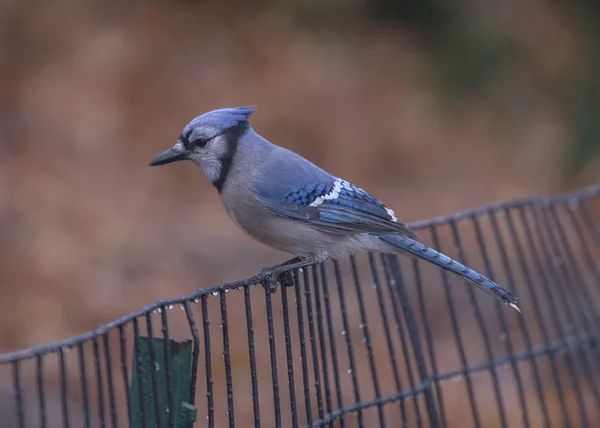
xmin=333 ymin=260 xmax=363 ymax=427
xmin=522 ymin=203 xmax=584 ymax=425
xmin=59 ymin=347 xmax=72 ymax=428
xmin=219 ymin=290 xmax=235 ymax=428
xmin=131 ymin=319 xmax=149 ymax=428
xmin=319 ymin=263 xmax=345 ymax=428
xmin=489 ymin=208 xmax=548 ymax=426
xmin=410 ymin=256 xmax=447 ymax=428
xmin=510 ymin=205 xmax=570 ymax=426
xmin=532 ymin=203 xmax=590 ymax=426
xmin=265 ymin=280 xmax=282 ymax=427
xmin=381 ymin=255 xmax=423 ymax=425
xmin=243 ymin=284 xmax=262 ymax=427
xmin=92 ymin=336 xmax=106 ymax=428
xmin=102 ymin=332 xmax=119 ymax=428
xmin=12 ymin=360 xmax=25 ymax=428
xmin=302 ymin=266 xmax=324 ymax=419
xmin=36 ymin=355 xmax=47 ymax=428
xmin=311 ymin=264 xmax=333 ymax=427
xmin=548 ymin=202 xmax=600 ymax=391
xmin=201 ymin=295 xmax=215 ymax=428
xmin=349 ymin=255 xmax=386 ymax=427
xmin=449 ymin=217 xmax=509 ymax=428
xmin=281 ymin=274 xmax=300 ymax=428
xmin=579 ymin=199 xmax=600 ymax=249
xmin=293 ymin=267 xmax=313 ymax=425
xmin=182 ymin=300 xmax=200 ymax=426
xmin=369 ymin=253 xmax=408 ymax=427
xmin=160 ymin=308 xmax=177 ymax=428
xmin=429 ymin=224 xmax=480 ymax=428
xmin=78 ymin=343 xmax=92 ymax=428
xmin=564 ymin=200 xmax=600 ymax=317
xmin=472 ymin=214 xmax=529 ymax=426
xmin=144 ymin=313 xmax=164 ymax=428
xmin=118 ymin=325 xmax=133 ymax=428
xmin=387 ymin=252 xmax=440 ymax=428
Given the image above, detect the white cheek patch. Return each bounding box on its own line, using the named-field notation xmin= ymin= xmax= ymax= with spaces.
xmin=201 ymin=159 xmax=222 ymax=183
xmin=309 ymin=179 xmax=343 ymax=207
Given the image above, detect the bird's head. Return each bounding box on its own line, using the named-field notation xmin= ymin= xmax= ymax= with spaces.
xmin=149 ymin=106 xmax=256 ymax=188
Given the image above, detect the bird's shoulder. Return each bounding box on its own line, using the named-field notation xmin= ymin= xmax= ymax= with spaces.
xmin=254 ymin=146 xmax=335 ymax=198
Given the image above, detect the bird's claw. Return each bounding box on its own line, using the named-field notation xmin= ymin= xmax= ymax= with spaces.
xmin=258 ymin=269 xmax=279 ymax=293
xmin=278 ymin=270 xmax=296 ymax=288
xmin=258 ymin=267 xmax=296 ymax=293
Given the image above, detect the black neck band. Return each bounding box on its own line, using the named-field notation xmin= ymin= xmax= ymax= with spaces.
xmin=214 ymin=123 xmax=246 ymax=192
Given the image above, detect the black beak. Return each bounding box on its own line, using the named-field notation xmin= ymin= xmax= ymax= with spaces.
xmin=149 ymin=148 xmax=187 ymax=166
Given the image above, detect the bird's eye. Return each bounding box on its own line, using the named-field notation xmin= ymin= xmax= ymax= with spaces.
xmin=194 ymin=138 xmax=208 ymax=148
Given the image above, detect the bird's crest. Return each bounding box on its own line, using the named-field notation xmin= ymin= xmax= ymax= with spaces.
xmin=183 ymin=106 xmax=257 ymax=136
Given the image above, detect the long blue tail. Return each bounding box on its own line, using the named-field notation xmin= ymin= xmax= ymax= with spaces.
xmin=380 ymin=235 xmax=520 ymax=312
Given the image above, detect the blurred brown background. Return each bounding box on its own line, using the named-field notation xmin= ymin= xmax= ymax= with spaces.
xmin=1 ymin=0 xmax=600 ymax=426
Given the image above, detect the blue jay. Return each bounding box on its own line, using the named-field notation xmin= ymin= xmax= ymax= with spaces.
xmin=150 ymin=107 xmax=520 ymax=312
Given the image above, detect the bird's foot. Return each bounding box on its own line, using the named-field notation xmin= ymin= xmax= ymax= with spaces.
xmin=258 ymin=267 xmax=296 ymax=293
xmin=257 ymin=257 xmax=317 ymax=293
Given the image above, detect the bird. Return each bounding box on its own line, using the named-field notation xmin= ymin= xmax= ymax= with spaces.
xmin=149 ymin=106 xmax=520 ymax=312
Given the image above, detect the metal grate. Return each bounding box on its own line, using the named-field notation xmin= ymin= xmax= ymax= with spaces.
xmin=1 ymin=184 xmax=600 ymax=428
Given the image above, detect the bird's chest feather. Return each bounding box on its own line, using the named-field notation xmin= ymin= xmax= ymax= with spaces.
xmin=218 ymin=181 xmax=336 ymax=256
xmin=219 ymin=181 xmax=275 ymax=239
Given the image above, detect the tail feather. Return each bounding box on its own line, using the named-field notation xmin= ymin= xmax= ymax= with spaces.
xmin=380 ymin=235 xmax=520 ymax=313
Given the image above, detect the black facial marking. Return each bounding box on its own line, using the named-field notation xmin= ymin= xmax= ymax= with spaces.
xmin=181 ymin=128 xmax=211 ymax=150
xmin=180 ymin=129 xmax=193 ymax=149
xmin=214 ymin=122 xmax=247 ymax=192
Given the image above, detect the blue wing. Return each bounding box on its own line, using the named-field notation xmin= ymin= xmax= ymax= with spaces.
xmin=257 ymin=169 xmax=417 ymax=238
xmin=254 ymin=146 xmax=416 ymax=237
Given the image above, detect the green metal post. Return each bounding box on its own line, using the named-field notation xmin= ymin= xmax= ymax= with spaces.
xmin=130 ymin=337 xmax=197 ymax=428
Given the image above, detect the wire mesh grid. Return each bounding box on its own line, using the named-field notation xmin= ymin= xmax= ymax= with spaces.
xmin=1 ymin=184 xmax=600 ymax=428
